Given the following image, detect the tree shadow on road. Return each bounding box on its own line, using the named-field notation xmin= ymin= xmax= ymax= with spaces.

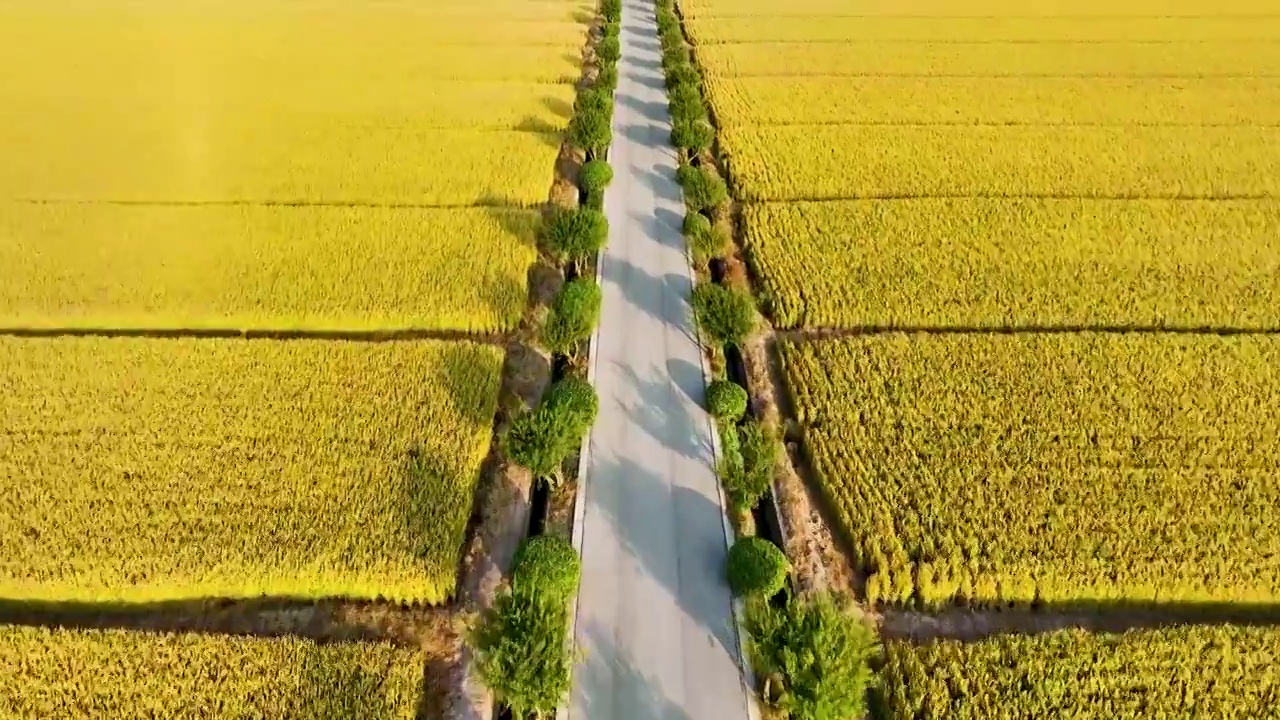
xmin=583 ymin=449 xmax=741 ymax=670
xmin=573 ymin=619 xmax=699 ymax=720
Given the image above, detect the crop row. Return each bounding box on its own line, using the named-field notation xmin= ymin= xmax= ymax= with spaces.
xmin=2 ymin=128 xmax=559 ymax=206
xmin=0 ymin=204 xmax=538 ymax=332
xmin=679 ymin=0 xmax=1275 ymax=19
xmin=0 ymin=625 xmax=423 ymax=718
xmin=743 ymin=198 xmax=1280 ymax=329
xmin=878 ymin=625 xmax=1280 ymax=719
xmin=696 ymin=41 xmax=1280 ymax=79
xmin=721 ymin=125 xmax=1280 ymax=201
xmin=704 ymin=76 xmax=1280 ymax=128
xmin=0 ymin=336 xmax=503 ymax=605
xmin=685 ymin=15 xmax=1280 ymax=44
xmin=780 ymin=333 xmax=1280 ymax=606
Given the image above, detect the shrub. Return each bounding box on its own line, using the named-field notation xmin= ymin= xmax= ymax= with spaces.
xmin=706 ymin=380 xmax=748 ymax=421
xmin=501 ymin=377 xmax=599 ymax=483
xmin=602 ymin=0 xmax=622 ymax=22
xmin=543 ymin=207 xmax=609 ymax=263
xmin=662 ymin=45 xmax=690 ymax=74
xmin=580 ymin=160 xmax=614 ymax=195
xmin=469 ymin=589 xmax=572 ymax=719
xmin=603 ymin=20 xmax=620 ymax=40
xmin=568 ymin=106 xmax=611 ymax=156
xmin=576 ymin=86 xmax=613 ymax=116
xmin=512 ymin=535 xmax=581 ymax=602
xmin=678 ymin=165 xmax=729 ymax=212
xmin=727 ymin=537 xmax=789 ymax=598
xmin=666 ymin=63 xmax=701 ymax=92
xmin=659 ymin=26 xmax=684 ymax=52
xmin=656 ymin=9 xmax=678 ymax=34
xmin=683 ymin=212 xmax=710 ymax=239
xmin=727 ymin=419 xmax=778 ymax=511
xmin=672 ymin=120 xmax=715 ymax=155
xmin=596 ymin=64 xmax=618 ymax=92
xmin=667 ymin=84 xmax=705 ymax=122
xmin=541 ymin=278 xmax=602 ymax=355
xmin=598 ymin=36 xmax=620 ymax=63
xmin=692 ymin=282 xmax=755 ymax=348
xmin=693 ymin=223 xmax=732 ymax=260
xmin=743 ymin=593 xmax=880 ymax=720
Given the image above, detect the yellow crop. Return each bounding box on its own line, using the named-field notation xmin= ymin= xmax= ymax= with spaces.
xmin=780 ymin=334 xmax=1280 ymax=606
xmin=0 ymin=625 xmax=422 ymax=719
xmin=706 ymin=77 xmax=1280 ymax=128
xmin=0 ymin=204 xmax=538 ymax=332
xmin=686 ymin=15 xmax=1280 ymax=43
xmin=745 ymin=199 xmax=1280 ymax=329
xmin=0 ymin=337 xmax=503 ymax=605
xmin=681 ymin=0 xmax=1274 ymax=19
xmin=697 ymin=41 xmax=1280 ymax=79
xmin=878 ymin=626 xmax=1280 ymax=720
xmin=723 ymin=125 xmax=1280 ymax=201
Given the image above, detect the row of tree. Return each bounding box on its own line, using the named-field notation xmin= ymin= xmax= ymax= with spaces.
xmin=653 ymin=1 xmax=883 ymax=719
xmin=467 ymin=2 xmax=624 ymax=719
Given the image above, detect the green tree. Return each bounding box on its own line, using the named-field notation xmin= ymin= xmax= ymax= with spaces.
xmin=692 ymin=282 xmax=756 ymax=348
xmin=469 ymin=589 xmax=572 ymax=719
xmin=743 ymin=593 xmax=881 ymax=720
xmin=727 ymin=536 xmax=789 ymax=598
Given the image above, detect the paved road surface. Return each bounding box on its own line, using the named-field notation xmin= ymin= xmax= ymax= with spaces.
xmin=564 ymin=1 xmax=755 ymax=718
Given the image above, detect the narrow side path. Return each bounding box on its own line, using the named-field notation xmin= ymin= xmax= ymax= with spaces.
xmin=565 ymin=0 xmax=754 ymax=718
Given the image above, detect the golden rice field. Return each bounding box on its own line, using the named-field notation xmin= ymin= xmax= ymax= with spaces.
xmin=780 ymin=334 xmax=1280 ymax=607
xmin=684 ymin=0 xmax=1280 ymax=329
xmin=877 ymin=625 xmax=1280 ymax=719
xmin=746 ymin=199 xmax=1280 ymax=329
xmin=0 ymin=337 xmax=503 ymax=605
xmin=0 ymin=626 xmax=424 ymax=719
xmin=0 ymin=0 xmax=589 ymax=331
xmin=0 ymin=205 xmax=537 ymax=332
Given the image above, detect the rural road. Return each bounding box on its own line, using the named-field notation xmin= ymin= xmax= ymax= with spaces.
xmin=564 ymin=0 xmax=755 ymax=719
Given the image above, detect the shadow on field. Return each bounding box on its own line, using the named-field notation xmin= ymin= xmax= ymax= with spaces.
xmin=879 ymin=600 xmax=1280 ymax=642
xmin=543 ymin=95 xmax=574 ymax=121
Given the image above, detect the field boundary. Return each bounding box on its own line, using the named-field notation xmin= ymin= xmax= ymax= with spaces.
xmin=779 ymin=324 xmax=1280 ymax=338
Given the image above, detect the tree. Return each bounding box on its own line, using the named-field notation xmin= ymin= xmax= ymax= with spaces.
xmin=501 ymin=377 xmax=599 ymax=484
xmin=727 ymin=536 xmax=789 ymax=598
xmin=469 ymin=589 xmax=572 ymax=719
xmin=692 ymin=282 xmax=755 ymax=348
xmin=512 ymin=535 xmax=581 ymax=603
xmin=671 ymin=119 xmax=714 ymax=156
xmin=541 ymin=278 xmax=603 ymax=355
xmin=706 ymin=380 xmax=748 ymax=421
xmin=677 ymin=164 xmax=728 ymax=212
xmin=743 ymin=593 xmax=880 ymax=720
xmin=542 ymin=207 xmax=608 ymax=263
xmin=579 ymin=159 xmax=614 ymax=209
xmin=569 ymin=109 xmax=612 ymax=160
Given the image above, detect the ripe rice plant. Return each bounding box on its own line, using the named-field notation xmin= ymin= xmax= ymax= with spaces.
xmin=0 ymin=204 xmax=539 ymax=332
xmin=695 ymin=40 xmax=1280 ymax=79
xmin=0 ymin=337 xmax=504 ymax=605
xmin=743 ymin=198 xmax=1280 ymax=330
xmin=684 ymin=15 xmax=1280 ymax=44
xmin=877 ymin=625 xmax=1280 ymax=720
xmin=780 ymin=334 xmax=1280 ymax=606
xmin=1 ymin=128 xmax=559 ymax=206
xmin=680 ymin=0 xmax=1276 ymax=20
xmin=722 ymin=125 xmax=1280 ymax=201
xmin=0 ymin=626 xmax=423 ymax=718
xmin=705 ymin=76 xmax=1280 ymax=128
